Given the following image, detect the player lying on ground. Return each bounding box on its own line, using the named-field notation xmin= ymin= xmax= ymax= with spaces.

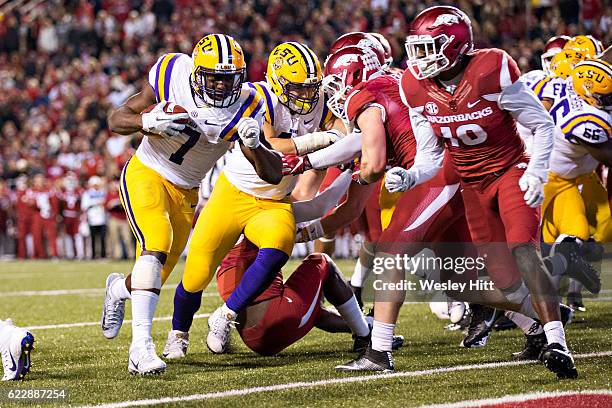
xmin=0 ymin=319 xmax=34 ymax=381
xmin=102 ymin=34 xmax=283 ymax=375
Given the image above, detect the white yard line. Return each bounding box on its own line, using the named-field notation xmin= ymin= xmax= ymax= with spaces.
xmin=419 ymin=389 xmax=612 ymax=408
xmin=78 ymin=351 xmax=612 ymax=408
xmin=27 ymin=313 xmax=210 ymax=330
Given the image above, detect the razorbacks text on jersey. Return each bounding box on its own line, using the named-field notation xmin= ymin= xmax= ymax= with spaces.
xmin=223 ymin=81 xmax=333 ymax=199
xmin=400 ymin=48 xmax=527 ymax=180
xmin=140 ymin=53 xmax=266 ymax=189
xmin=546 ymin=78 xmax=612 ymax=179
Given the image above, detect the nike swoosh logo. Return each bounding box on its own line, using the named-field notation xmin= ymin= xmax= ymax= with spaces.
xmin=285 ymin=296 xmax=293 ymax=303
xmin=203 ymin=120 xmax=220 ymax=126
xmin=8 ymin=351 xmax=16 ymax=372
xmin=467 ymin=99 xmax=481 ymax=108
xmin=298 ymin=281 xmax=322 ymax=328
xmin=130 ymin=358 xmax=139 ymax=370
xmin=304 ymin=118 xmax=314 ymax=125
xmin=484 ymin=311 xmax=497 ymax=327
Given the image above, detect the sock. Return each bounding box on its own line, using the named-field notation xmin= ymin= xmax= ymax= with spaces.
xmin=543 ymin=253 xmax=568 ymax=276
xmin=171 ymin=281 xmax=202 ymax=332
xmin=568 ymin=279 xmax=583 ymax=294
xmin=131 ymin=290 xmax=159 ymax=346
xmin=336 ymin=296 xmax=369 ymax=337
xmin=518 ymin=296 xmax=538 ymax=319
xmin=350 ymin=261 xmax=365 ymax=288
xmin=110 ymin=277 xmax=131 ymax=300
xmin=371 ymin=320 xmax=395 ymax=352
xmin=543 ymin=320 xmax=567 ymax=349
xmin=226 ymin=248 xmax=288 ymax=313
xmin=505 ymin=311 xmax=543 ymax=335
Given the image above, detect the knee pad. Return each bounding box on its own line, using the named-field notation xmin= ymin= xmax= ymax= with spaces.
xmin=131 ymin=254 xmax=163 ymax=290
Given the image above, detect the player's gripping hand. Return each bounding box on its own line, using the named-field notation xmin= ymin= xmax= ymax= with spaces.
xmin=385 ymin=167 xmax=416 ymax=193
xmin=295 ymin=220 xmax=324 ymax=243
xmin=141 ymin=102 xmax=189 ymax=137
xmin=282 ymin=154 xmax=312 ymax=176
xmin=518 ymin=172 xmax=544 ymax=207
xmin=237 ymin=117 xmax=261 ymax=149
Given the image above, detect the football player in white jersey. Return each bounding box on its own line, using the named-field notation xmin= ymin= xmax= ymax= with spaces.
xmin=100 ymin=34 xmax=282 ymax=375
xmin=166 ymin=41 xmax=347 ymax=355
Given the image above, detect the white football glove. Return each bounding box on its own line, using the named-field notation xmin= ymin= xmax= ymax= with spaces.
xmin=296 ymin=220 xmax=324 ymax=243
xmin=141 ymin=102 xmax=189 ymax=137
xmin=518 ymin=172 xmax=544 ymax=208
xmin=385 ymin=167 xmax=416 ymax=193
xmin=237 ymin=117 xmax=261 ymax=149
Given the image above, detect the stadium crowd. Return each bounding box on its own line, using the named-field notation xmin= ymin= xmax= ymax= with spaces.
xmin=0 ymin=0 xmax=609 ymax=259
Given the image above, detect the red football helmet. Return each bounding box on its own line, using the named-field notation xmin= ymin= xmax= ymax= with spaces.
xmin=323 ymin=46 xmax=384 ymax=123
xmin=369 ymin=32 xmax=393 ymax=67
xmin=327 ymin=32 xmax=386 ymax=67
xmin=541 ymin=35 xmax=571 ymax=74
xmin=405 ymin=6 xmax=473 ymax=80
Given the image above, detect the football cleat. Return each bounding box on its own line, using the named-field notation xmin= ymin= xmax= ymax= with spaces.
xmin=128 ymin=339 xmax=166 ymax=376
xmin=560 ymin=303 xmax=574 ymax=326
xmin=513 ymin=330 xmax=547 ymax=360
xmin=0 ymin=320 xmax=35 ymax=381
xmin=460 ymin=305 xmax=502 ymax=349
xmin=207 ymin=306 xmax=237 ymax=354
xmin=567 ymin=292 xmax=586 ymax=312
xmin=552 ymin=236 xmax=601 ymax=294
xmin=448 ymin=301 xmax=468 ymax=324
xmin=539 ymin=343 xmax=578 ymax=379
xmin=101 ymin=273 xmax=126 ymax=339
xmin=336 ymin=347 xmax=394 ymax=373
xmin=162 ymin=330 xmax=189 ymax=359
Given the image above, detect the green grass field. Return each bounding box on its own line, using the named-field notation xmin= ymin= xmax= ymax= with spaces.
xmin=0 ymin=259 xmax=610 ymax=407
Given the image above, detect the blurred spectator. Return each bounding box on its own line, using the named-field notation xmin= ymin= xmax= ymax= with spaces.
xmin=14 ymin=176 xmax=34 ymax=259
xmin=60 ymin=172 xmax=84 ymax=259
xmin=0 ymin=180 xmax=13 ymax=257
xmin=81 ymin=176 xmax=107 ymax=259
xmin=105 ymin=178 xmax=134 ymax=260
xmin=31 ymin=174 xmax=60 ymax=259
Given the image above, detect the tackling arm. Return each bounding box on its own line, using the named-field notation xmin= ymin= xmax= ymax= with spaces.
xmin=357 ymin=107 xmax=387 ymax=184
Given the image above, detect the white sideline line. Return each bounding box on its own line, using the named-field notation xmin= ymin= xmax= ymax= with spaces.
xmin=419 ymin=389 xmax=612 ymax=408
xmin=0 ymin=285 xmax=218 ymax=297
xmin=27 ymin=313 xmax=210 ymax=330
xmin=79 ymin=351 xmax=612 ymax=408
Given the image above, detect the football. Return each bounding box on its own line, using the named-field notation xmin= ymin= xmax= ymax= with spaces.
xmin=141 ymin=102 xmax=189 ymax=137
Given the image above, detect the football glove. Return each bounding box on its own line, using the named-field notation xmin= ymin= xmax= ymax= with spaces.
xmin=141 ymin=102 xmax=189 ymax=137
xmin=293 ymin=129 xmax=343 ymax=155
xmin=282 ymin=154 xmax=312 ymax=176
xmin=518 ymin=172 xmax=544 ymax=207
xmin=237 ymin=117 xmax=261 ymax=149
xmin=296 ymin=220 xmax=324 ymax=243
xmin=385 ymin=167 xmax=416 ymax=193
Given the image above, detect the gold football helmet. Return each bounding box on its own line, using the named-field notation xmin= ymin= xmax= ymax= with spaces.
xmin=571 ymin=59 xmax=612 ymax=110
xmin=550 ymin=49 xmax=587 ymax=79
xmin=563 ymin=35 xmax=603 ymax=58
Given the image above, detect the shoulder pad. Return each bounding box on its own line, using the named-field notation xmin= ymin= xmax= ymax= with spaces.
xmin=472 ymin=48 xmax=521 ymax=95
xmin=149 ymin=53 xmax=190 ymax=102
xmin=562 ymin=113 xmax=612 ymax=144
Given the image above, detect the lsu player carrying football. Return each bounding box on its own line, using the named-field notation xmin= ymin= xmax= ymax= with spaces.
xmin=101 ymin=34 xmax=282 ymax=375
xmin=166 ymin=42 xmax=344 ymax=356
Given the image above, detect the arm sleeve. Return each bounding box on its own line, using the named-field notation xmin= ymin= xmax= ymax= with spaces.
xmin=405 ymin=108 xmax=444 ymax=186
xmin=292 ymin=170 xmax=352 ymax=223
xmin=306 ymin=130 xmax=363 ymax=169
xmin=499 ymin=80 xmax=554 ymax=181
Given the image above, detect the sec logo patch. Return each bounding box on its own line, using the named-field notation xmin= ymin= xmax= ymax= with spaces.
xmin=425 ymin=102 xmax=439 ymax=115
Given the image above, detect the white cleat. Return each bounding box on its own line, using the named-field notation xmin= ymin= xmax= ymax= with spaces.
xmin=162 ymin=330 xmax=189 ymax=359
xmin=101 ymin=273 xmax=126 ymax=339
xmin=128 ymin=339 xmax=166 ymax=376
xmin=207 ymin=306 xmax=236 ymax=354
xmin=0 ymin=319 xmax=35 ymax=381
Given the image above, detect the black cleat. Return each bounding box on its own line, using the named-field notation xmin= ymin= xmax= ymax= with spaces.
xmin=539 ymin=343 xmax=578 ymax=379
xmin=560 ymin=303 xmax=574 ymax=325
xmin=493 ymin=315 xmax=517 ymax=331
xmin=336 ymin=347 xmax=394 ymax=372
xmin=460 ymin=304 xmax=501 ymax=349
xmin=553 ymin=236 xmax=601 ymax=294
xmin=513 ymin=330 xmax=546 ymax=360
xmin=567 ymin=292 xmax=586 ymax=312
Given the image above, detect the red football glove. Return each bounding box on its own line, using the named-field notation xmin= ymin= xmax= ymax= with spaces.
xmin=282 ymin=154 xmax=312 ymax=176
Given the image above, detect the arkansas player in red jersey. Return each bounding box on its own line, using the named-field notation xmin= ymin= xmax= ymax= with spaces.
xmin=396 ymin=6 xmax=577 ymax=379
xmin=60 ymin=172 xmax=83 ymax=259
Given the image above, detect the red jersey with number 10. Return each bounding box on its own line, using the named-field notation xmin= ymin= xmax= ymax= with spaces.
xmin=400 ymin=48 xmax=527 ymax=180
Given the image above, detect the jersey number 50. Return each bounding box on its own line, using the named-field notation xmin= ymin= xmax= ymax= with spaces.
xmin=440 ymin=124 xmax=488 ymax=147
